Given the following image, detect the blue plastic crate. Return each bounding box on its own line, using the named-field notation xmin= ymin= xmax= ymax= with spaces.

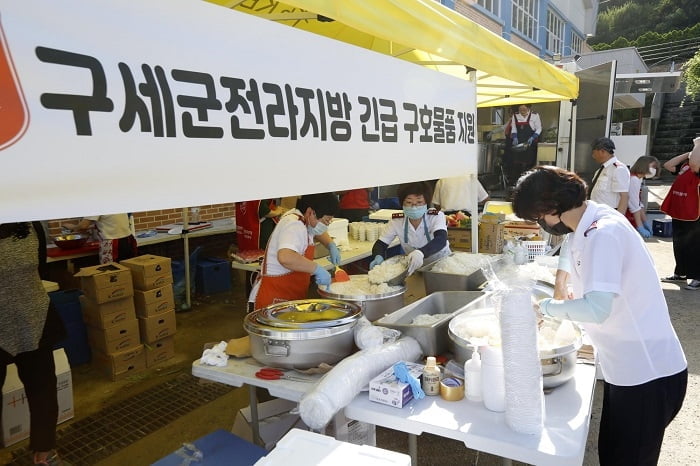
xmin=195 ymin=258 xmax=232 ymax=295
xmin=652 ymin=219 xmax=673 ymax=237
xmin=49 ymin=289 xmax=83 ymax=324
xmin=55 ymin=321 xmax=91 ymax=366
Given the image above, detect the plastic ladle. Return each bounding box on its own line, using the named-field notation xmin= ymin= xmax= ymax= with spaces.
xmin=333 ymin=265 xmax=350 ymax=282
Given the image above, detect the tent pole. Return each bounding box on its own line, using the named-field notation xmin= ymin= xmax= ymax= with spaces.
xmin=468 ymin=68 xmax=479 ymax=253
xmin=182 ymin=207 xmax=192 ymax=310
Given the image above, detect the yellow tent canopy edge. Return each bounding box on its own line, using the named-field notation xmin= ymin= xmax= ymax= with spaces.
xmin=207 ymin=0 xmax=578 ymax=107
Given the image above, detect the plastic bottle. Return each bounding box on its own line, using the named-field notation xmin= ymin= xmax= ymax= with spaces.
xmin=422 ymin=356 xmax=441 ymax=396
xmin=513 ymin=240 xmax=528 ymax=265
xmin=480 ymin=346 xmax=505 ymax=412
xmin=464 ymin=350 xmax=482 ymax=402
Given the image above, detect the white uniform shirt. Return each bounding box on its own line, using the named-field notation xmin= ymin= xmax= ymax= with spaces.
xmin=590 ymin=156 xmax=630 ymax=209
xmin=566 ymin=201 xmax=686 ymax=386
xmin=84 ymin=214 xmax=131 ymax=239
xmin=248 ymin=209 xmax=311 ymax=303
xmin=378 ymin=210 xmax=450 ymax=262
xmin=433 ymin=176 xmax=488 ymax=212
xmin=627 ymin=175 xmax=644 ymax=214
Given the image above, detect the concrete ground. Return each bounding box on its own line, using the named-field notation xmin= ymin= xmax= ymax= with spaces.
xmin=1 ymin=183 xmax=698 ymax=465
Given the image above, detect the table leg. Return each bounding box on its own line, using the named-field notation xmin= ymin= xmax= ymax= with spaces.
xmin=248 ymin=385 xmax=262 ymax=446
xmin=408 ymin=433 xmax=418 ymax=465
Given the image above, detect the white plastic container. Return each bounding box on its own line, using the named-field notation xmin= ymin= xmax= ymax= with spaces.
xmin=480 ymin=346 xmax=505 ymax=412
xmin=464 ymin=351 xmax=482 ymax=402
xmin=422 ymin=356 xmax=441 ymax=396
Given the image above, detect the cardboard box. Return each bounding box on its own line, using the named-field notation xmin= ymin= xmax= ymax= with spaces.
xmin=232 ymin=398 xmax=309 ymax=451
xmin=92 ymin=345 xmax=146 ymax=381
xmin=75 ymin=263 xmax=133 ymax=304
xmin=80 ymin=295 xmax=136 ymax=328
xmin=502 ymin=220 xmax=542 ymax=239
xmin=138 ymin=310 xmax=177 ymax=343
xmin=120 ymin=255 xmax=173 ymax=291
xmin=1 ymin=349 xmax=74 ymax=447
xmin=369 ymin=362 xmax=424 ymax=408
xmin=447 ymin=227 xmax=472 ymax=251
xmin=322 ymin=411 xmax=376 ymax=447
xmin=134 ymin=285 xmax=175 ymax=317
xmin=144 ymin=336 xmax=176 ymax=367
xmin=478 ymin=222 xmax=504 ymax=254
xmin=87 ymin=319 xmax=141 ymax=354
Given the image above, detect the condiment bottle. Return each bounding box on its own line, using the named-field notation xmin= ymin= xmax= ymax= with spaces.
xmin=422 ymin=356 xmax=441 ymax=396
xmin=464 ymin=350 xmax=482 ymax=402
xmin=513 ymin=240 xmax=528 ymax=265
xmin=480 ymin=346 xmax=505 ymax=412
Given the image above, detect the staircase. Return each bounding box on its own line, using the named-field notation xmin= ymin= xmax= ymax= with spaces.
xmin=651 ymin=87 xmax=700 ymax=170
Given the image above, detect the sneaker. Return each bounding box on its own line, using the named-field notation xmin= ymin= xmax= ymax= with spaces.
xmin=685 ymin=280 xmax=700 ymax=291
xmin=662 ymin=274 xmax=687 ymax=282
xmin=34 ymin=450 xmax=69 ymax=466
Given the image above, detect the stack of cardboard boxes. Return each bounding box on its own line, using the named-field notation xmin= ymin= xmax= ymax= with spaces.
xmin=121 ymin=255 xmax=177 ymax=368
xmin=446 ymin=215 xmax=542 ymax=254
xmin=77 ymin=263 xmax=145 ymax=381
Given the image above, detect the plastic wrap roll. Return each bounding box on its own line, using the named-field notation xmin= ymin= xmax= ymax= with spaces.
xmin=497 ymin=290 xmax=544 ymax=435
xmin=299 ymin=337 xmax=422 ymax=429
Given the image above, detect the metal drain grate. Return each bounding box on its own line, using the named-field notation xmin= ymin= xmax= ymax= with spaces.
xmin=8 ymin=374 xmax=233 ymax=465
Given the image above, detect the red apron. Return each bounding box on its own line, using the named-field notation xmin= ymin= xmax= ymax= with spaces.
xmin=661 ymin=166 xmax=700 ymax=221
xmin=254 ymin=216 xmax=315 ymax=310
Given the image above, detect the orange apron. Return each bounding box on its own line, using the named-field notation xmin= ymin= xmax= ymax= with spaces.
xmin=254 ymin=215 xmax=315 ymax=310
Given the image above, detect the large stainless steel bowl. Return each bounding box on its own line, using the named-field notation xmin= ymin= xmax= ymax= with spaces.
xmin=244 ymin=299 xmax=361 ymax=369
xmin=52 ymin=234 xmax=89 ymax=249
xmin=318 ymin=275 xmax=406 ymax=321
xmin=446 ymin=286 xmax=583 ymax=389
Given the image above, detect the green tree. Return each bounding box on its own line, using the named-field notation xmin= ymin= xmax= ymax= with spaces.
xmin=682 ymin=50 xmax=700 ymax=98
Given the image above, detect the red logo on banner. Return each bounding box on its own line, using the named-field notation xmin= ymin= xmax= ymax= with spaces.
xmin=0 ymin=16 xmax=29 ymax=151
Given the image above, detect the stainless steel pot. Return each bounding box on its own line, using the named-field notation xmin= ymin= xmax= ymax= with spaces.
xmin=244 ymin=299 xmax=361 ymax=369
xmin=446 ymin=290 xmax=583 ymax=389
xmin=318 ymin=277 xmax=406 ymax=321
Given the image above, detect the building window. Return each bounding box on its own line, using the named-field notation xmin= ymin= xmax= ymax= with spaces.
xmin=477 ymin=0 xmax=499 ymax=15
xmin=570 ymin=33 xmax=583 ymax=55
xmin=545 ymin=10 xmax=564 ymax=55
xmin=512 ymin=0 xmax=539 ymax=41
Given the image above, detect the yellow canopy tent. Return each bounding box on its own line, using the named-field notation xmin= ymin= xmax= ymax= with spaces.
xmin=206 ymin=0 xmax=578 ymax=107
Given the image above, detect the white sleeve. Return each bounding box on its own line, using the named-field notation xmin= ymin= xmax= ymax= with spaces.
xmin=627 ymin=176 xmax=642 ymax=213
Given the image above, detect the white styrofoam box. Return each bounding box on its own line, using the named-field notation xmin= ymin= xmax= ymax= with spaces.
xmin=231 ymin=398 xmax=308 ymax=451
xmin=1 ymin=349 xmax=74 ymax=447
xmin=254 ymin=428 xmax=411 ymax=466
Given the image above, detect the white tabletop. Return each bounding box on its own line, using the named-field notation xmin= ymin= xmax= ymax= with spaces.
xmin=191 ymin=357 xmax=320 ymax=402
xmin=136 ymin=218 xmax=235 ymax=247
xmin=344 ymin=363 xmax=596 ymax=466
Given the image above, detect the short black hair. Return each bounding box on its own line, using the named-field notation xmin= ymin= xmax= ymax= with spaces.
xmin=512 ymin=166 xmax=587 ymax=221
xmin=592 ymin=137 xmax=615 ymax=154
xmin=397 ymin=181 xmax=433 ymax=206
xmin=296 ymin=192 xmax=339 ymax=217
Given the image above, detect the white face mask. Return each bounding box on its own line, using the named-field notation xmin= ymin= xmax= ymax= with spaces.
xmin=645 ymin=167 xmax=656 ymax=179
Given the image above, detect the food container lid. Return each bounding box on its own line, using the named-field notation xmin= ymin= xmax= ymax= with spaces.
xmin=255 ymin=299 xmax=361 ymax=329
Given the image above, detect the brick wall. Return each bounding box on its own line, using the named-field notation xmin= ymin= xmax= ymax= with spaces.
xmin=46 ymin=203 xmax=235 ymax=237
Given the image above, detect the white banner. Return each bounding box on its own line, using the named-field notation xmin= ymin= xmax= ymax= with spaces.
xmin=0 ymin=0 xmax=477 ymax=221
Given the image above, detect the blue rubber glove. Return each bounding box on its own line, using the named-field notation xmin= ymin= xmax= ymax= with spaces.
xmin=313 ymin=264 xmax=331 ymax=287
xmin=512 ymin=136 xmax=519 ymax=146
xmin=643 ymin=219 xmax=653 ymax=232
xmin=328 ymin=242 xmax=341 ymax=266
xmin=393 ymin=362 xmax=425 ymax=400
xmin=369 ymin=255 xmax=384 ymax=270
xmin=527 ymin=136 xmax=535 ymax=145
xmin=636 ymin=225 xmax=652 ymax=239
